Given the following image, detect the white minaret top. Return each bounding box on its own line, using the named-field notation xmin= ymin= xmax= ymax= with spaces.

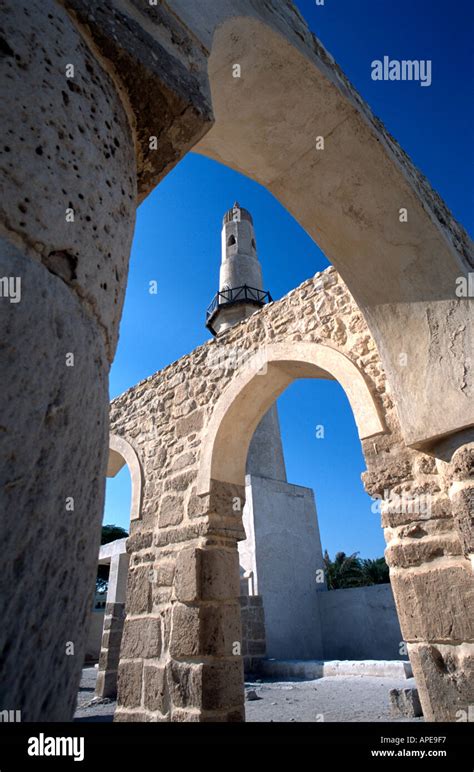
xmin=219 ymin=202 xmax=263 ymax=293
xmin=207 ymin=203 xmax=271 ymax=335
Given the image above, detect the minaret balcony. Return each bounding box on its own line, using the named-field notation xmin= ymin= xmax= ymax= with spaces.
xmin=206 ymin=284 xmax=272 ymax=334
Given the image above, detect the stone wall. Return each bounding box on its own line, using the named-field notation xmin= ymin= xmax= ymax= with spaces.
xmin=109 ymin=266 xmax=473 ymax=721
xmin=320 ymin=583 xmax=404 ymax=662
xmin=239 ymin=595 xmax=266 ymax=675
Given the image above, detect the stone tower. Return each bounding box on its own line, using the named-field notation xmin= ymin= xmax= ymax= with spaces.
xmin=206 ymin=201 xmax=269 ymax=334
xmin=206 ymin=203 xmax=326 ymax=661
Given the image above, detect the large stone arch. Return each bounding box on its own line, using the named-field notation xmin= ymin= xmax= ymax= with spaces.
xmin=108 ymin=267 xmax=473 ymax=723
xmin=188 ymin=11 xmax=473 ymax=449
xmin=197 ymin=341 xmax=385 ymax=494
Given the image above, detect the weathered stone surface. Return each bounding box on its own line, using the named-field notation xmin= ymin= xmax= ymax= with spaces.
xmin=408 ymin=643 xmax=474 ymax=722
xmin=447 ymin=441 xmax=474 ymax=556
xmin=121 ymin=618 xmax=162 ymax=659
xmin=158 ymin=495 xmax=184 ymax=527
xmin=3 ymin=0 xmax=472 ymax=727
xmin=1 ymin=0 xmax=136 ymax=359
xmin=126 ymin=566 xmax=152 ymax=615
xmin=169 ymin=604 xmax=200 ymax=658
xmin=175 ymin=410 xmax=204 ymax=438
xmin=143 ymin=664 xmax=168 ymax=714
xmin=174 ymin=547 xmax=201 ymax=602
xmin=167 ymin=662 xmax=201 ymax=709
xmin=391 ymin=564 xmax=474 ymax=642
xmin=201 ymin=660 xmax=244 ymax=712
xmin=62 ymin=0 xmax=213 ymax=200
xmin=117 ymin=661 xmax=143 ymax=709
xmin=389 ymin=687 xmax=423 ymax=718
xmin=200 ymin=603 xmax=242 ymax=657
xmin=200 ymin=548 xmax=241 ymax=601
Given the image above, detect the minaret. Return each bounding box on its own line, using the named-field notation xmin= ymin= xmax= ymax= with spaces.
xmin=206 ymin=203 xmax=325 ymax=662
xmin=206 ymin=202 xmax=286 ymax=481
xmin=206 ymin=201 xmax=269 ymax=335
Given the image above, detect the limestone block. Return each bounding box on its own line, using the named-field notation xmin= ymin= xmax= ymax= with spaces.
xmin=187 ymin=488 xmax=211 ymax=518
xmin=169 ymin=604 xmax=200 ymax=658
xmin=101 ymin=629 xmax=124 ymax=651
xmin=408 ymin=643 xmax=474 ymax=722
xmin=170 ymin=708 xmax=201 ymax=722
xmin=201 ymin=660 xmax=244 ymax=712
xmin=114 ymin=710 xmax=150 ymax=722
xmin=164 ymin=470 xmax=197 ymax=492
xmin=389 ymin=687 xmax=423 ymax=718
xmin=158 ymin=495 xmax=184 ymax=527
xmin=117 ymin=662 xmax=143 ymax=709
xmin=175 ymin=410 xmax=204 ymax=438
xmin=170 ymin=451 xmax=197 ymax=472
xmin=152 ymin=561 xmax=175 ymax=587
xmin=386 ymin=534 xmax=462 ymax=568
xmin=391 ymin=563 xmax=474 ymax=642
xmin=200 ymin=603 xmax=242 ymax=657
xmin=143 ymin=664 xmax=168 ymax=714
xmin=450 ymin=488 xmax=474 ymax=555
xmin=175 ymin=547 xmax=201 ymax=602
xmin=167 ymin=662 xmax=202 ymax=710
xmin=126 ymin=566 xmax=152 ymax=615
xmin=121 ymin=617 xmax=162 ymax=659
xmin=200 ymin=548 xmax=241 ymax=601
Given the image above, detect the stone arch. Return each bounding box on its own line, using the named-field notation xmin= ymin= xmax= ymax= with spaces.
xmin=108 ymin=267 xmax=472 ymax=723
xmin=197 ymin=341 xmax=385 ymax=495
xmin=192 ymin=14 xmax=473 ymax=448
xmin=107 ymin=434 xmax=143 ymax=522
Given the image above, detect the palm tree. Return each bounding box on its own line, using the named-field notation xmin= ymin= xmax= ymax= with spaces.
xmin=323 ymin=550 xmax=363 ymax=590
xmin=360 ymin=557 xmax=390 ymax=585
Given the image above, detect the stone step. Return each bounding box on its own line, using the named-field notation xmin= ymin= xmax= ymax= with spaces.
xmin=261 ymin=659 xmax=413 ymax=680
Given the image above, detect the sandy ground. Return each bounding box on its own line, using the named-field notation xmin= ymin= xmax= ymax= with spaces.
xmin=74 ymin=666 xmax=422 ymax=723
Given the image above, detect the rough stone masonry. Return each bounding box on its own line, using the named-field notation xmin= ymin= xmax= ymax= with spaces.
xmin=108 ymin=267 xmax=473 ymax=722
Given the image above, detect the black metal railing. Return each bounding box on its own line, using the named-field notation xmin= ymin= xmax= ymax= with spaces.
xmin=206 ymin=284 xmax=272 ymax=333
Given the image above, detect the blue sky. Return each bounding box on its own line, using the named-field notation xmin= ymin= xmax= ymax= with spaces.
xmin=103 ymin=0 xmax=473 ymax=560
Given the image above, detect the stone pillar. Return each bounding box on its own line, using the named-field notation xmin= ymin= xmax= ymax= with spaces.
xmin=0 ymin=0 xmax=211 ymax=720
xmin=363 ymin=441 xmax=474 ymax=722
xmin=0 ymin=0 xmax=136 ymax=721
xmin=95 ymin=551 xmax=130 ymax=699
xmin=115 ymin=482 xmax=246 ymax=722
